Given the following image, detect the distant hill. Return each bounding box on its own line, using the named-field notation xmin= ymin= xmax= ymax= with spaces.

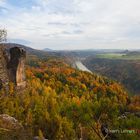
xmin=1 ymin=43 xmax=34 ymax=52
xmin=0 ymin=43 xmax=74 ymax=66
xmin=43 ymin=48 xmax=52 ymax=51
xmin=1 ymin=43 xmax=48 ymax=57
xmin=0 ymin=43 xmax=65 ymax=60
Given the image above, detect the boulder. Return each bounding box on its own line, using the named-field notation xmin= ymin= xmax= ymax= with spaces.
xmin=0 ymin=114 xmax=29 ymax=140
xmin=0 ymin=114 xmax=23 ymax=130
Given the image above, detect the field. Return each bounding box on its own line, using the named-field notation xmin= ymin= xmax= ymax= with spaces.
xmin=96 ymin=53 xmax=140 ymax=60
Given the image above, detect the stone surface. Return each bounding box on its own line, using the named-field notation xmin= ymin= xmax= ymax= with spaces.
xmin=0 ymin=47 xmax=9 ymax=88
xmin=0 ymin=45 xmax=26 ymax=89
xmin=0 ymin=114 xmax=29 ymax=140
xmin=8 ymin=47 xmax=26 ymax=87
xmin=0 ymin=114 xmax=23 ymax=130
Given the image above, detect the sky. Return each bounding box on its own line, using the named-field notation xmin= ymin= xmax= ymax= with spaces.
xmin=0 ymin=0 xmax=140 ymax=50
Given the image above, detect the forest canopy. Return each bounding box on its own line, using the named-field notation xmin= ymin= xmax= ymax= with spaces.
xmin=0 ymin=57 xmax=139 ymax=140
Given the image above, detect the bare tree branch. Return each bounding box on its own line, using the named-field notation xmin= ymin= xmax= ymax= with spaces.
xmin=0 ymin=29 xmax=7 ymax=43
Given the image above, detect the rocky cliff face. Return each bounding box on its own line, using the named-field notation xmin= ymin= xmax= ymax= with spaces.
xmin=0 ymin=47 xmax=9 ymax=89
xmin=8 ymin=47 xmax=26 ymax=87
xmin=0 ymin=45 xmax=26 ymax=90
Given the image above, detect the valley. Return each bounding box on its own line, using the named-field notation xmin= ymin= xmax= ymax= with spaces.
xmin=3 ymin=43 xmax=140 ymax=95
xmin=82 ymin=56 xmax=140 ymax=95
xmin=73 ymin=61 xmax=92 ymax=73
xmin=0 ymin=43 xmax=140 ymax=140
xmin=1 ymin=0 xmax=140 ymax=139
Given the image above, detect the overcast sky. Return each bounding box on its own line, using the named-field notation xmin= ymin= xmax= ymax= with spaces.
xmin=0 ymin=0 xmax=140 ymax=50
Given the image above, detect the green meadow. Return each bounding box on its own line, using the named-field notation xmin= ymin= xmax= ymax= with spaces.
xmin=97 ymin=53 xmax=140 ymax=60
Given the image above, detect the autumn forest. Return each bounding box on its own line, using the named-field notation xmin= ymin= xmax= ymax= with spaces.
xmin=0 ymin=53 xmax=140 ymax=140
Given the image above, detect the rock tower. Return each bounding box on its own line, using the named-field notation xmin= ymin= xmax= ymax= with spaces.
xmin=8 ymin=47 xmax=26 ymax=87
xmin=0 ymin=45 xmax=26 ymax=89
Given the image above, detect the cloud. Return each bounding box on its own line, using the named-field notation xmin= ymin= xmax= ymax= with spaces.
xmin=0 ymin=0 xmax=140 ymax=49
xmin=8 ymin=38 xmax=31 ymax=45
xmin=36 ymin=0 xmax=81 ymax=14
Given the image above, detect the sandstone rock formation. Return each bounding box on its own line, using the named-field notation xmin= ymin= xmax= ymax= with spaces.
xmin=0 ymin=45 xmax=26 ymax=90
xmin=0 ymin=47 xmax=9 ymax=89
xmin=8 ymin=47 xmax=26 ymax=87
xmin=0 ymin=114 xmax=23 ymax=130
xmin=0 ymin=114 xmax=29 ymax=140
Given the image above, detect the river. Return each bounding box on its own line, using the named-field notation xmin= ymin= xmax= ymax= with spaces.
xmin=75 ymin=61 xmax=92 ymax=73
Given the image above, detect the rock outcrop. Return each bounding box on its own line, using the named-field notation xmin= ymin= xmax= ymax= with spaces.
xmin=0 ymin=45 xmax=26 ymax=90
xmin=8 ymin=47 xmax=26 ymax=87
xmin=0 ymin=47 xmax=10 ymax=89
xmin=0 ymin=114 xmax=29 ymax=140
xmin=0 ymin=114 xmax=23 ymax=130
